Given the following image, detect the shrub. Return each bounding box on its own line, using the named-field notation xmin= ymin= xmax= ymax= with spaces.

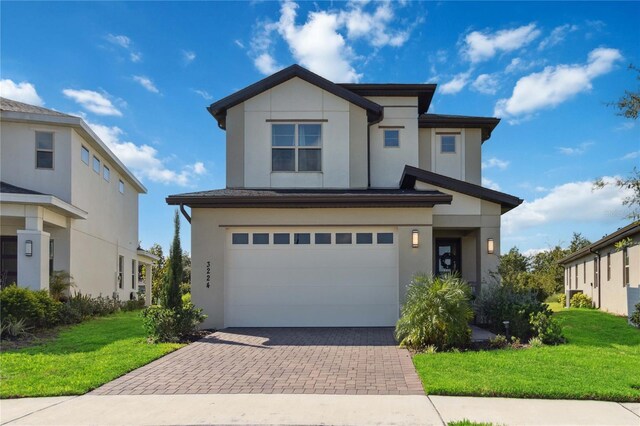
xmin=141 ymin=303 xmax=206 ymax=343
xmin=630 ymin=302 xmax=640 ymax=327
xmin=489 ymin=334 xmax=508 ymax=349
xmin=57 ymin=302 xmax=83 ymax=325
xmin=395 ymin=274 xmax=473 ymax=351
xmin=181 ymin=292 xmax=191 ymax=305
xmin=0 ymin=317 xmax=32 ymax=339
xmin=558 ymin=293 xmax=567 ymax=308
xmin=60 ymin=293 xmax=121 ymax=322
xmin=570 ymin=293 xmax=594 ymax=308
xmin=122 ymin=298 xmax=145 ymax=312
xmin=529 ymin=311 xmax=565 ymax=345
xmin=0 ymin=286 xmax=61 ymax=329
xmin=49 ymin=270 xmax=75 ymax=301
xmin=528 ymin=336 xmax=544 ymax=348
xmin=474 ymin=285 xmax=549 ymax=341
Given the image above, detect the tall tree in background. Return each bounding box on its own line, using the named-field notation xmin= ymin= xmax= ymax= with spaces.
xmin=148 ymin=243 xmax=167 ymax=304
xmin=611 ymin=64 xmax=640 ymax=119
xmin=162 ymin=210 xmax=183 ymax=310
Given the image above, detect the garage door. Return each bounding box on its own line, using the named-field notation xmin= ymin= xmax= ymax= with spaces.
xmin=225 ymin=228 xmax=399 ymax=327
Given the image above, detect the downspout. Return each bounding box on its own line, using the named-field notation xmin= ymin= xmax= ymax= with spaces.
xmin=589 ymin=247 xmax=601 ymax=308
xmin=179 ymin=204 xmax=191 ymax=224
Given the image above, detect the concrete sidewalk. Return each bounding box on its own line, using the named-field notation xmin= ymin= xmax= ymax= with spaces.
xmin=1 ymin=394 xmax=638 ymax=425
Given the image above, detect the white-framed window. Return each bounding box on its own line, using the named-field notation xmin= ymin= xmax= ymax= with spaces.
xmin=81 ymin=146 xmax=90 ymax=165
xmin=118 ymin=255 xmax=124 ymax=289
xmin=272 ymin=123 xmax=322 ymax=172
xmin=93 ymin=156 xmax=101 ymax=174
xmin=623 ymin=248 xmax=630 ymax=286
xmin=583 ymin=261 xmax=586 ymax=283
xmin=131 ymin=259 xmax=137 ymax=289
xmin=252 ymin=233 xmax=269 ymax=244
xmin=607 ymin=253 xmax=611 ymax=281
xmin=36 ymin=131 xmax=54 ymax=169
xmin=103 ymin=165 xmax=110 ymax=182
xmin=336 ymin=233 xmax=352 ymax=245
xmin=383 ymin=129 xmax=400 ymax=148
xmin=440 ymin=134 xmax=457 ymax=153
xmin=315 ymin=233 xmax=331 ymax=244
xmin=118 ymin=179 xmax=125 ymax=194
xmin=377 ymin=233 xmax=393 ymax=244
xmin=273 ymin=233 xmax=290 ymax=244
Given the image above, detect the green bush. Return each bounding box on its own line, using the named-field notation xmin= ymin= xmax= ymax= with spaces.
xmin=121 ymin=298 xmax=145 ymax=312
xmin=529 ymin=311 xmax=565 ymax=345
xmin=181 ymin=292 xmax=191 ymax=304
xmin=0 ymin=286 xmax=61 ymax=329
xmin=528 ymin=336 xmax=544 ymax=348
xmin=49 ymin=270 xmax=75 ymax=301
xmin=0 ymin=317 xmax=32 ymax=339
xmin=141 ymin=303 xmax=206 ymax=343
xmin=570 ymin=293 xmax=594 ymax=308
xmin=558 ymin=293 xmax=567 ymax=308
xmin=59 ymin=293 xmax=122 ymax=323
xmin=395 ymin=274 xmax=473 ymax=351
xmin=630 ymin=302 xmax=640 ymax=327
xmin=489 ymin=334 xmax=508 ymax=349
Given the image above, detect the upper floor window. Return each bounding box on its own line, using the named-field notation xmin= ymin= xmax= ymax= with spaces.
xmin=440 ymin=135 xmax=456 ymax=153
xmin=272 ymin=123 xmax=322 ymax=172
xmin=118 ymin=255 xmax=124 ymax=289
xmin=103 ymin=165 xmax=110 ymax=182
xmin=81 ymin=146 xmax=90 ymax=165
xmin=93 ymin=156 xmax=101 ymax=174
xmin=118 ymin=179 xmax=125 ymax=194
xmin=623 ymin=248 xmax=630 ymax=286
xmin=383 ymin=130 xmax=400 ymax=148
xmin=35 ymin=132 xmax=54 ymax=169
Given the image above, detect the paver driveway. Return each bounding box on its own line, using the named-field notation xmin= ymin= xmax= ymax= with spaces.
xmin=92 ymin=328 xmax=424 ymax=395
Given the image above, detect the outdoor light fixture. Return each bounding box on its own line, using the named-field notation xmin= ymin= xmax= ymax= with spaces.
xmin=25 ymin=240 xmax=33 ymax=257
xmin=487 ymin=238 xmax=495 ymax=254
xmin=412 ymin=229 xmax=419 ymax=248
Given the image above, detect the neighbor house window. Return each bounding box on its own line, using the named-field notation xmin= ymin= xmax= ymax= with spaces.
xmin=36 ymin=131 xmax=54 ymax=169
xmin=575 ymin=265 xmax=578 ymax=285
xmin=568 ymin=267 xmax=572 ymax=288
xmin=93 ymin=156 xmax=101 ymax=174
xmin=607 ymin=253 xmax=611 ymax=281
xmin=118 ymin=180 xmax=125 ymax=194
xmin=383 ymin=130 xmax=400 ymax=148
xmin=440 ymin=135 xmax=456 ymax=153
xmin=81 ymin=146 xmax=90 ymax=165
xmin=271 ymin=123 xmax=321 ymax=172
xmin=131 ymin=259 xmax=137 ymax=289
xmin=103 ymin=165 xmax=110 ymax=182
xmin=623 ymin=248 xmax=630 ymax=286
xmin=594 ymin=257 xmax=599 ymax=287
xmin=583 ymin=261 xmax=586 ymax=283
xmin=118 ymin=255 xmax=124 ymax=289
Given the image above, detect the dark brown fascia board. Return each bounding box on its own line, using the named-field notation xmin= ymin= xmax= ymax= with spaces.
xmin=419 ymin=115 xmax=500 ymax=142
xmin=400 ymin=165 xmax=523 ymax=214
xmin=558 ymin=221 xmax=640 ymax=265
xmin=166 ymin=193 xmax=453 ymax=209
xmin=207 ymin=64 xmax=383 ymax=129
xmin=338 ymin=84 xmax=436 ymax=115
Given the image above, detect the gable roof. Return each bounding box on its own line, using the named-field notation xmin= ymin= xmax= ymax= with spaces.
xmin=400 ymin=165 xmax=522 ymax=214
xmin=0 ymin=181 xmax=46 ymax=195
xmin=207 ymin=65 xmax=384 ymax=129
xmin=558 ymin=221 xmax=640 ymax=265
xmin=338 ymin=83 xmax=436 ymax=115
xmin=419 ymin=114 xmax=500 ymax=142
xmin=0 ymin=97 xmax=74 ymax=118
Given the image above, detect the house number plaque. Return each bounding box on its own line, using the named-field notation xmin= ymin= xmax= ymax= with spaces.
xmin=206 ymin=261 xmax=211 ymax=288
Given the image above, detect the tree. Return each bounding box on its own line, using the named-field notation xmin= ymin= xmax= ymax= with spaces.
xmin=567 ymin=233 xmax=592 ymax=253
xmin=610 ymin=64 xmax=640 ymax=119
xmin=148 ymin=243 xmax=167 ymax=304
xmin=162 ymin=211 xmax=183 ymax=310
xmin=498 ymin=247 xmax=529 ymax=286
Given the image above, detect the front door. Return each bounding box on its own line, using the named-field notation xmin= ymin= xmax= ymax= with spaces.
xmin=435 ymin=238 xmax=461 ymax=276
xmin=0 ymin=236 xmax=18 ymax=287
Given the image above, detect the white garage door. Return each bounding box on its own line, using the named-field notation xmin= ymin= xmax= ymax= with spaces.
xmin=225 ymin=228 xmax=399 ymax=327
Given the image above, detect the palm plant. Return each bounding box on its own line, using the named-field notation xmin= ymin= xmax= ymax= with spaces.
xmin=49 ymin=270 xmax=76 ymax=301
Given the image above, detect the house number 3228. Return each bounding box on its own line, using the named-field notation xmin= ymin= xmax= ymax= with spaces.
xmin=206 ymin=261 xmax=211 ymax=288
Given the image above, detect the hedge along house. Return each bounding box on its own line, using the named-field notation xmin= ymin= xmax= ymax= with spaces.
xmin=559 ymin=221 xmax=640 ymax=318
xmin=0 ymin=97 xmax=156 ymax=304
xmin=167 ymin=65 xmax=522 ymax=329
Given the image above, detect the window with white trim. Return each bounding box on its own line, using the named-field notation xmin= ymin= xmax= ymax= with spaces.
xmin=440 ymin=135 xmax=456 ymax=153
xmin=36 ymin=132 xmax=54 ymax=169
xmin=623 ymin=248 xmax=630 ymax=286
xmin=272 ymin=123 xmax=322 ymax=172
xmin=131 ymin=259 xmax=137 ymax=289
xmin=118 ymin=179 xmax=125 ymax=194
xmin=118 ymin=255 xmax=124 ymax=289
xmin=81 ymin=146 xmax=90 ymax=165
xmin=93 ymin=156 xmax=101 ymax=174
xmin=383 ymin=130 xmax=400 ymax=148
xmin=103 ymin=165 xmax=110 ymax=182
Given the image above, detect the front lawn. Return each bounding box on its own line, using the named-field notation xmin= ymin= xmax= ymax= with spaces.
xmin=0 ymin=311 xmax=183 ymax=398
xmin=413 ymin=308 xmax=640 ymax=401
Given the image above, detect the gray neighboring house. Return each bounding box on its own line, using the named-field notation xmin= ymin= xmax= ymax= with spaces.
xmin=0 ymin=97 xmax=156 ymax=303
xmin=167 ymin=64 xmax=523 ymax=329
xmin=559 ymin=221 xmax=639 ymax=318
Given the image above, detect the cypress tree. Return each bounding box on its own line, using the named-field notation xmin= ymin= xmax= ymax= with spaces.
xmin=162 ymin=210 xmax=183 ymax=310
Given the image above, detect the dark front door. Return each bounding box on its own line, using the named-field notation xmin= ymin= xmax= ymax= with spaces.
xmin=435 ymin=238 xmax=461 ymax=276
xmin=0 ymin=236 xmax=18 ymax=287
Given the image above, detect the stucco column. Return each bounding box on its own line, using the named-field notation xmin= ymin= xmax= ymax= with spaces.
xmin=17 ymin=229 xmax=50 ymax=291
xmin=478 ymin=225 xmax=500 ymax=292
xmin=398 ymin=225 xmax=433 ymax=307
xmin=145 ymin=263 xmax=153 ymax=306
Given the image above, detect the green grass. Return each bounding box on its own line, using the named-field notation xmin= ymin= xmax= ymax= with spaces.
xmin=413 ymin=308 xmax=640 ymax=401
xmin=0 ymin=311 xmax=183 ymax=398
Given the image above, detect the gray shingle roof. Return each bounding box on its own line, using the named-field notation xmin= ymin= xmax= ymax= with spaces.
xmin=0 ymin=181 xmax=46 ymax=195
xmin=0 ymin=97 xmax=74 ymax=118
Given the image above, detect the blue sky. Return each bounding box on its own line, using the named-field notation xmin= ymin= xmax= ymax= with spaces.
xmin=2 ymin=1 xmax=639 ymax=255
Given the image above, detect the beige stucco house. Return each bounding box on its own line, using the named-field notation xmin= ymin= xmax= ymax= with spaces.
xmin=167 ymin=65 xmax=522 ymax=329
xmin=0 ymin=97 xmax=156 ymax=303
xmin=559 ymin=221 xmax=639 ymax=318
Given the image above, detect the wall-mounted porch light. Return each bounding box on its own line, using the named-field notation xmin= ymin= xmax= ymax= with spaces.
xmin=412 ymin=230 xmax=419 ymax=248
xmin=25 ymin=240 xmax=33 ymax=257
xmin=487 ymin=238 xmax=495 ymax=254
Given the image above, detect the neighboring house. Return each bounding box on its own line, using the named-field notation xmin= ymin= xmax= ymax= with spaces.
xmin=0 ymin=97 xmax=155 ymax=303
xmin=167 ymin=65 xmax=522 ymax=329
xmin=559 ymin=221 xmax=639 ymax=317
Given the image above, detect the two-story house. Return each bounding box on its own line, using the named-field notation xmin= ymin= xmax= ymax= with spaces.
xmin=167 ymin=65 xmax=522 ymax=329
xmin=0 ymin=97 xmax=156 ymax=302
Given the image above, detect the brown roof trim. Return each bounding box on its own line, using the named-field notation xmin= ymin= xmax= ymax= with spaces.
xmin=166 ymin=189 xmax=452 ymax=209
xmin=207 ymin=65 xmax=384 ymax=129
xmin=400 ymin=165 xmax=523 ymax=214
xmin=419 ymin=114 xmax=500 ymax=142
xmin=338 ymin=84 xmax=436 ymax=115
xmin=558 ymin=221 xmax=640 ymax=264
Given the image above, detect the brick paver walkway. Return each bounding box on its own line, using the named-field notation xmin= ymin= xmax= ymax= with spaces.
xmin=92 ymin=328 xmax=424 ymax=395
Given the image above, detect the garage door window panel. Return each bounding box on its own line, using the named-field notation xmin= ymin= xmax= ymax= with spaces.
xmin=356 ymin=233 xmax=373 ymax=244
xmin=274 ymin=233 xmax=290 ymax=244
xmin=336 ymin=233 xmax=352 ymax=244
xmin=377 ymin=233 xmax=394 ymax=244
xmin=315 ymin=233 xmax=331 ymax=244
xmin=232 ymin=233 xmax=249 ymax=244
xmin=294 ymin=233 xmax=310 ymax=245
xmin=253 ymin=233 xmax=269 ymax=245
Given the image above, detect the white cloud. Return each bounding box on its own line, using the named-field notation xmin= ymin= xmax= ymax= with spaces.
xmin=620 ymin=151 xmax=640 ymax=161
xmin=105 ymin=33 xmax=141 ymax=62
xmin=130 ymin=52 xmax=142 ymax=63
xmin=495 ymin=47 xmax=623 ymax=120
xmin=502 ymin=176 xmax=633 ymax=235
xmin=556 ymin=141 xmax=594 ymax=156
xmin=0 ymin=79 xmax=44 ymax=106
xmin=85 ymin=118 xmax=205 ymax=186
xmin=504 ymin=57 xmax=544 ymax=74
xmin=538 ymin=24 xmax=578 ymax=50
xmin=254 ymin=53 xmax=282 ymax=75
xmin=342 ymin=1 xmax=411 ymax=48
xmin=463 ymin=23 xmax=541 ymax=63
xmin=615 ymin=121 xmax=636 ymax=131
xmin=62 ymin=89 xmax=122 ymax=116
xmin=182 ymin=50 xmax=196 ymax=63
xmin=192 ymin=89 xmax=213 ymax=101
xmin=132 ymin=76 xmax=160 ymax=94
xmin=523 ymin=248 xmax=549 ymax=257
xmin=482 ymin=177 xmax=501 ymax=191
xmin=234 ymin=39 xmax=245 ymax=49
xmin=472 ymin=73 xmax=500 ymax=95
xmin=439 ymin=71 xmax=472 ymax=95
xmin=482 ymin=157 xmax=510 ymax=170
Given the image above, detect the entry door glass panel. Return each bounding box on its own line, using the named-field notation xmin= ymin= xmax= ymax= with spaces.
xmin=435 ymin=238 xmax=461 ymax=276
xmin=0 ymin=237 xmax=18 ymax=286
